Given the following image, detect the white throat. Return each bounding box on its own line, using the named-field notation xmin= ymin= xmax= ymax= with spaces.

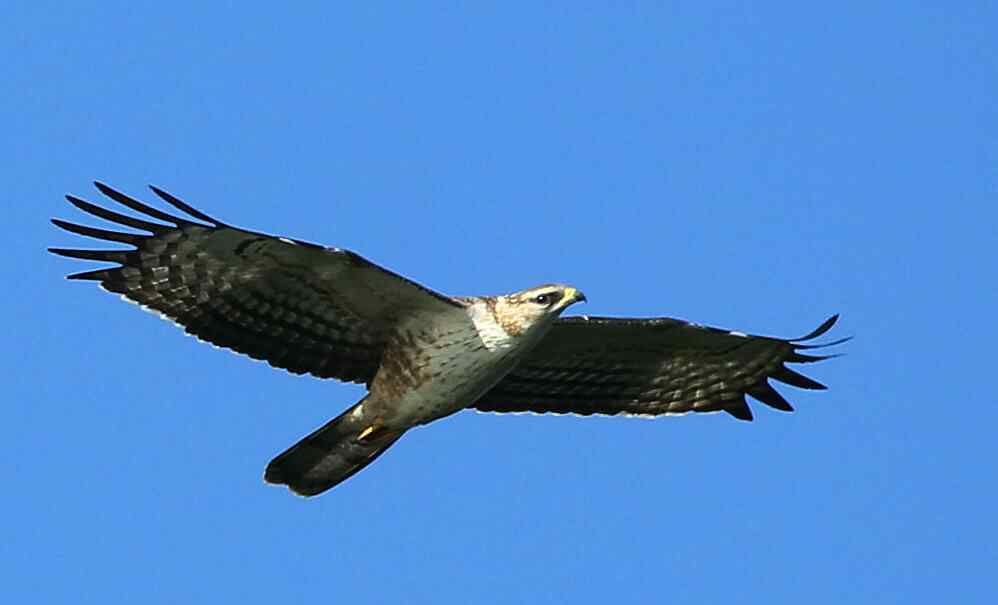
xmin=468 ymin=301 xmax=515 ymax=351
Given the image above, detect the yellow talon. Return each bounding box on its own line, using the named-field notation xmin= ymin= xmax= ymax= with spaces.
xmin=358 ymin=426 xmax=376 ymax=440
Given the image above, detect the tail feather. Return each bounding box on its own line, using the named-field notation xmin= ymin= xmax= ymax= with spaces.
xmin=264 ymin=401 xmax=404 ymax=496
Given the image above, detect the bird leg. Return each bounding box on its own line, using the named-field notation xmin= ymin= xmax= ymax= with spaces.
xmin=358 ymin=424 xmax=397 ymax=443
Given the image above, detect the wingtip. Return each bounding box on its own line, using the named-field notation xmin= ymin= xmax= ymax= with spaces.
xmin=793 ymin=314 xmax=841 ymax=342
xmin=771 ymin=366 xmax=828 ymax=390
xmin=725 ymin=407 xmax=754 ymax=421
xmin=147 ymin=183 xmax=225 ymax=226
xmin=93 ymin=180 xmax=113 ymax=195
xmin=147 ymin=184 xmax=170 ymax=202
xmin=747 ymin=382 xmax=796 ymax=411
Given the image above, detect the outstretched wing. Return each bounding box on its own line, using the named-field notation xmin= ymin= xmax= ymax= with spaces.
xmin=50 ymin=182 xmax=462 ymax=383
xmin=474 ymin=315 xmax=845 ymax=421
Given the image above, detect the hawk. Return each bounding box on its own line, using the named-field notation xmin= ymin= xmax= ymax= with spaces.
xmin=50 ymin=183 xmax=846 ymax=496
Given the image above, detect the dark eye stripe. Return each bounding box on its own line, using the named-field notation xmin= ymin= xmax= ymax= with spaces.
xmin=533 ymin=291 xmax=563 ymax=306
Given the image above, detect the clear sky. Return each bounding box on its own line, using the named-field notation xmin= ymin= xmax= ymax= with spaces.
xmin=5 ymin=2 xmax=996 ymax=603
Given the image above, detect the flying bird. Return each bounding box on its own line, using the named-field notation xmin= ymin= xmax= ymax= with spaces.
xmin=50 ymin=183 xmax=846 ymax=496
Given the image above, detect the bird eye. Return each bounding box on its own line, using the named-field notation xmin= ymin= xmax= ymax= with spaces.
xmin=533 ymin=294 xmax=550 ymax=306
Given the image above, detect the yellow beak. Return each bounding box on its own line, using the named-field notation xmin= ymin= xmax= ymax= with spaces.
xmin=560 ymin=287 xmax=587 ymax=308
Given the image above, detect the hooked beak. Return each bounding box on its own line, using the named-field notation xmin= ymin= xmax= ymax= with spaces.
xmin=563 ymin=287 xmax=587 ymax=307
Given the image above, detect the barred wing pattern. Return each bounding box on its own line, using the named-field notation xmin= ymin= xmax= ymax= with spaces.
xmin=50 ymin=182 xmax=461 ymax=383
xmin=474 ymin=315 xmax=844 ymax=421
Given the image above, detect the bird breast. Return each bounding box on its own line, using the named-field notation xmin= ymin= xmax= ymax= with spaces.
xmin=368 ymin=313 xmax=525 ymax=428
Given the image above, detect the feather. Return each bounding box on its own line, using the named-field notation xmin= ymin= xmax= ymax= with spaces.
xmin=793 ymin=314 xmax=839 ymax=341
xmin=65 ymin=195 xmax=168 ymax=232
xmin=50 ymin=219 xmax=144 ymax=245
xmin=746 ymin=382 xmax=794 ymax=411
xmin=94 ymin=181 xmax=203 ymax=227
xmin=149 ymin=185 xmax=226 ymax=226
xmin=47 ymin=247 xmax=130 ymax=263
xmin=724 ymin=397 xmax=754 ymax=421
xmin=771 ymin=366 xmax=827 ymax=390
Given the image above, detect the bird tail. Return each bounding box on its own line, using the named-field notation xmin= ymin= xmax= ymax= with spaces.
xmin=264 ymin=399 xmax=405 ymax=496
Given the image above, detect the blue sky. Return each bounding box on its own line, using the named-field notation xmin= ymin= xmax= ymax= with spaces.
xmin=5 ymin=2 xmax=996 ymax=602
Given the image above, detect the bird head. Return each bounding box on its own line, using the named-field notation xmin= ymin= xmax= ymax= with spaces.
xmin=492 ymin=284 xmax=587 ymax=337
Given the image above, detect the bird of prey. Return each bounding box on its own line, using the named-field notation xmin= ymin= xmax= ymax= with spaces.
xmin=50 ymin=183 xmax=846 ymax=496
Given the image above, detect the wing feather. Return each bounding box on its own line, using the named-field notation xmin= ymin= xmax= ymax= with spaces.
xmin=50 ymin=182 xmax=463 ymax=383
xmin=474 ymin=315 xmax=844 ymax=421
